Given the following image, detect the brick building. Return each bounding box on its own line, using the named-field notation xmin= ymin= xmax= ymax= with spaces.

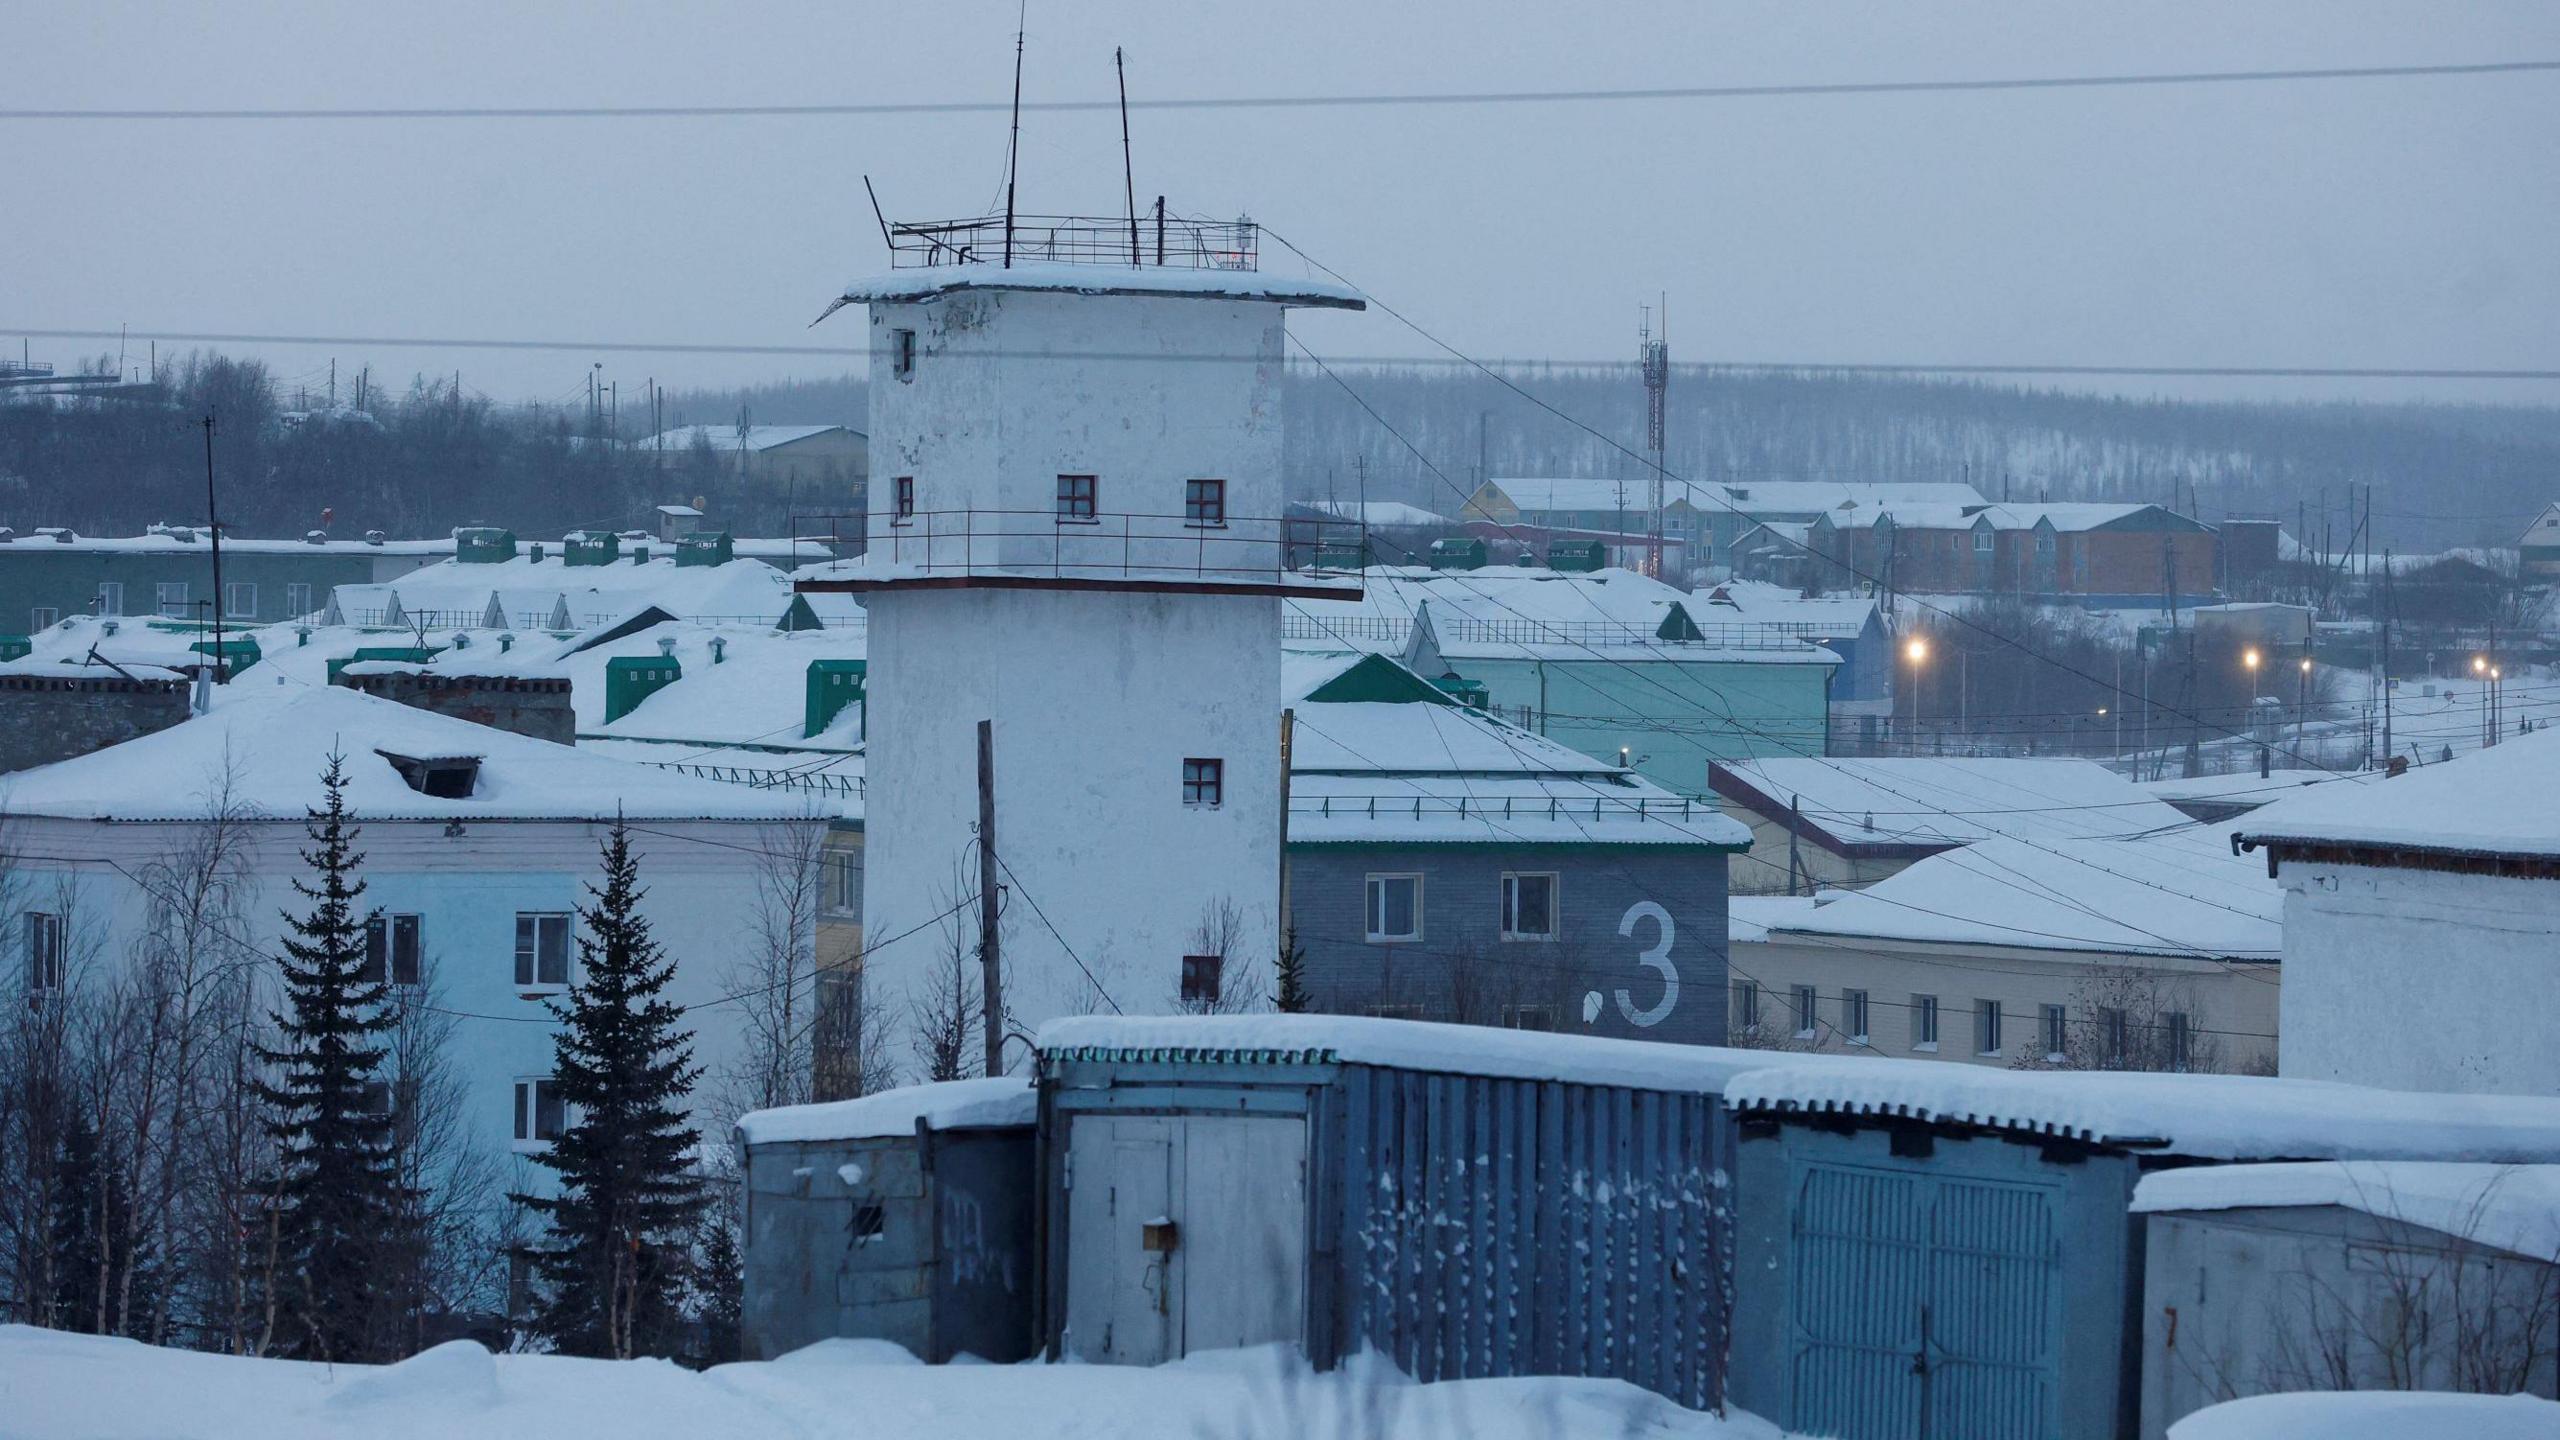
xmin=1804 ymin=501 xmax=2216 ymax=605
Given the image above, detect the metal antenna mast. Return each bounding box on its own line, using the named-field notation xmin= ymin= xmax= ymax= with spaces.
xmin=1003 ymin=6 xmax=1026 ymax=268
xmin=1117 ymin=47 xmax=1140 ymax=265
xmin=1640 ymin=297 xmax=1670 ymax=577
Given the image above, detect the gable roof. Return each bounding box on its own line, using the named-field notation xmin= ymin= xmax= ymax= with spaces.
xmin=1478 ymin=477 xmax=1987 ymax=521
xmin=2134 ymin=1161 xmax=2560 ymax=1261
xmin=2236 ymin=726 xmax=2560 ymax=868
xmin=1711 ymin=756 xmax=2197 ymax=853
xmin=634 ymin=424 xmax=855 ymax=453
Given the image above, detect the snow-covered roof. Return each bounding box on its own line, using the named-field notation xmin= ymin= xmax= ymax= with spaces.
xmin=1039 ymin=1014 xmax=1830 ymax=1096
xmin=2168 ymin=1392 xmax=2560 ymax=1440
xmin=1689 ymin=580 xmax=1879 ymax=637
xmin=0 ymin=529 xmax=452 ymax=556
xmin=2137 ymin=769 xmax=2362 ymax=806
xmin=328 ymin=552 xmax=806 ymax=630
xmin=633 ymin=424 xmax=854 ymax=454
xmin=0 ymin=651 xmax=187 ymax=683
xmin=1712 ymin=755 xmax=2198 ymax=850
xmin=737 ymin=1077 xmax=1035 ymax=1145
xmin=1753 ymin=830 xmax=2281 ymax=960
xmin=2237 ymin=726 xmax=2560 ymax=863
xmin=1835 ymin=500 xmax=2185 ymax=534
xmin=1292 ymin=697 xmax=1615 ymax=776
xmin=1724 ymin=1063 xmax=2560 ymax=1161
xmin=0 ymin=684 xmax=818 ymax=824
xmin=2133 ymin=1161 xmax=2560 ymax=1260
xmin=1288 ymin=566 xmax=1842 ymax=663
xmin=1727 ymin=894 xmax=1819 ymax=945
xmin=832 ymin=261 xmax=1366 ymax=311
xmin=1289 ymin=498 xmax=1453 ymax=529
xmin=1481 ymin=477 xmax=1987 ymax=520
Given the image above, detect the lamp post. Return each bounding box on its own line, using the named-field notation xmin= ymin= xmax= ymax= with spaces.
xmin=1902 ymin=634 xmax=1929 ymax=755
xmin=2296 ymin=651 xmax=2312 ymax=755
xmin=2473 ymin=654 xmax=2491 ymax=750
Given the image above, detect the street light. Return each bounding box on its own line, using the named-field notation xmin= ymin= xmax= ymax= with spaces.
xmin=1900 ymin=635 xmax=1929 ymax=754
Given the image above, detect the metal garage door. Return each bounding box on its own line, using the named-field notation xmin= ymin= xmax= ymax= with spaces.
xmin=1787 ymin=1162 xmax=2062 ymax=1440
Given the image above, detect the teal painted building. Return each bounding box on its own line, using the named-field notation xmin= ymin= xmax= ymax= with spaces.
xmin=0 ymin=526 xmax=452 ymax=633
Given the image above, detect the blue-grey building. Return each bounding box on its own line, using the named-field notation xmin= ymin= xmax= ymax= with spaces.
xmin=1283 ymin=650 xmax=1748 ymax=1046
xmin=1034 ymin=1013 xmax=1768 ymax=1408
xmin=0 ymin=524 xmax=451 ymax=635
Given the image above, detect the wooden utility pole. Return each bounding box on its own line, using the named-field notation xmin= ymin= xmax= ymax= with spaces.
xmin=977 ymin=719 xmax=1005 ymax=1076
xmin=1277 ymin=708 xmax=1295 ymax=941
xmin=202 ymin=411 xmax=224 ymax=699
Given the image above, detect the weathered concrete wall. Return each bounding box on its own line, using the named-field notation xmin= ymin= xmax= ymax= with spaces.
xmin=344 ymin=670 xmax=577 ymax=744
xmin=0 ymin=673 xmax=192 ymax=772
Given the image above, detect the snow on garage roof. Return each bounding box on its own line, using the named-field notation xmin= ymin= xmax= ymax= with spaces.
xmin=2167 ymin=1392 xmax=2560 ymax=1440
xmin=2133 ymin=1161 xmax=2560 ymax=1261
xmin=833 ymin=261 xmax=1366 ymax=311
xmin=1710 ymin=755 xmax=2196 ymax=850
xmin=2236 ymin=725 xmax=2560 ymax=863
xmin=0 ymin=684 xmax=816 ymax=824
xmin=1724 ymin=1063 xmax=2560 ymax=1162
xmin=737 ymin=1077 xmax=1034 ymax=1144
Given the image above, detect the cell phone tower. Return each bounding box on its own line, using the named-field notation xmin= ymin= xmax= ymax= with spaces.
xmin=1640 ymin=297 xmax=1670 ymax=578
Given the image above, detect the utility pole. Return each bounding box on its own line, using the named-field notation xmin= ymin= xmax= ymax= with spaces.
xmin=202 ymin=412 xmax=224 ymax=707
xmin=1639 ymin=299 xmax=1669 ymax=578
xmin=976 ymin=719 xmax=1005 ymax=1076
xmin=1277 ymin=708 xmax=1295 ymax=946
xmin=1787 ymin=794 xmax=1805 ymax=895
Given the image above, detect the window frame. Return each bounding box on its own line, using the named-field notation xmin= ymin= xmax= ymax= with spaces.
xmin=362 ymin=911 xmax=424 ymax=988
xmin=512 ymin=1076 xmax=567 ymax=1150
xmin=1055 ymin=473 xmax=1099 ymax=524
xmin=1363 ymin=873 xmax=1422 ymax=944
xmin=2099 ymin=1006 xmax=2129 ymax=1064
xmin=891 ymin=327 xmax=917 ymax=382
xmin=1791 ymin=984 xmax=1820 ymax=1040
xmin=825 ymin=851 xmax=863 ymax=919
xmin=1975 ymin=998 xmax=2004 ymax=1057
xmin=1731 ymin=980 xmax=1761 ymax=1037
xmin=1180 ymin=757 xmax=1224 ymax=809
xmin=513 ymin=911 xmax=574 ymax=995
xmin=2166 ymin=1011 xmax=2194 ymax=1072
xmin=1842 ymin=989 xmax=1871 ymax=1045
xmin=29 ymin=607 xmax=59 ymax=631
xmin=892 ymin=476 xmax=916 ymax=524
xmin=1912 ymin=993 xmax=1939 ymax=1051
xmin=223 ymin=581 xmax=257 ymax=619
xmin=1183 ymin=478 xmax=1228 ymax=529
xmin=1972 ymin=527 xmax=1994 ymax=554
xmin=284 ymin=581 xmax=313 ymax=618
xmin=94 ymin=581 xmax=123 ymax=618
xmin=1501 ymin=1004 xmax=1555 ymax=1032
xmin=155 ymin=580 xmax=191 ymax=619
xmin=25 ymin=911 xmax=65 ymax=994
xmin=1179 ymin=953 xmax=1224 ymax=1011
xmin=2041 ymin=1003 xmax=2069 ymax=1062
xmin=1498 ymin=871 xmax=1559 ymax=942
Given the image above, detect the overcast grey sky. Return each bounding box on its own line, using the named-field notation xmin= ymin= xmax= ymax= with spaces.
xmin=6 ymin=1 xmax=2556 ymax=408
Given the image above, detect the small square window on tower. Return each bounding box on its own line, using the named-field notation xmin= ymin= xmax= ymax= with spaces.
xmin=1181 ymin=757 xmax=1223 ymax=808
xmin=1184 ymin=478 xmax=1227 ymax=528
xmin=893 ymin=476 xmax=916 ymax=522
xmin=891 ymin=328 xmax=916 ymax=381
xmin=1056 ymin=474 xmax=1098 ymax=522
xmin=1180 ymin=954 xmax=1223 ymax=1011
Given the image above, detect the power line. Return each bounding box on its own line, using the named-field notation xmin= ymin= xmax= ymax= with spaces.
xmin=8 ymin=58 xmax=2554 ymax=122
xmin=10 ymin=327 xmax=2558 ymax=381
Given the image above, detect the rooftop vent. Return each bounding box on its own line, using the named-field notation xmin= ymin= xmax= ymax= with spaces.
xmin=377 ymin=750 xmax=481 ymax=799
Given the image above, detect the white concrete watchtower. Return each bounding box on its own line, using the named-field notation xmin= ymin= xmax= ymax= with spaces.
xmin=799 ymin=212 xmax=1365 ymax=1076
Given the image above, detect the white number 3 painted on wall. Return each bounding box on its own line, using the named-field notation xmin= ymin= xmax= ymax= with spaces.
xmin=1614 ymin=901 xmax=1679 ymax=1028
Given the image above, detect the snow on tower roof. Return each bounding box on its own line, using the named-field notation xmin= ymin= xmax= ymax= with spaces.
xmin=737 ymin=1077 xmax=1035 ymax=1145
xmin=832 ymin=260 xmax=1366 ymax=312
xmin=2236 ymin=725 xmax=2560 ymax=864
xmin=2133 ymin=1161 xmax=2560 ymax=1261
xmin=1710 ymin=755 xmax=2197 ymax=851
xmin=0 ymin=684 xmax=815 ymax=824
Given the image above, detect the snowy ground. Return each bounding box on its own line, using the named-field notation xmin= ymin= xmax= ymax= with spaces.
xmin=0 ymin=1327 xmax=1792 ymax=1440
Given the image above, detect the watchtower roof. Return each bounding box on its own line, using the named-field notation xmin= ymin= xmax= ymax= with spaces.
xmin=818 ymin=213 xmax=1365 ymax=319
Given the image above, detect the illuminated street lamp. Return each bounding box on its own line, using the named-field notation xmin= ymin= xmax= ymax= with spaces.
xmin=2242 ymin=646 xmax=2262 ymax=704
xmin=1901 ymin=635 xmax=1929 ymax=753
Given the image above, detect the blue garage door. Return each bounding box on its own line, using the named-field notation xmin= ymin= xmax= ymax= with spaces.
xmin=1787 ymin=1163 xmax=2062 ymax=1440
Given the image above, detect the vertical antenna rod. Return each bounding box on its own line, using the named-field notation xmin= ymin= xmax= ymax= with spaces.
xmin=1118 ymin=47 xmax=1140 ymax=265
xmin=1640 ymin=296 xmax=1670 ymax=578
xmin=1003 ymin=10 xmax=1026 ymax=269
xmin=202 ymin=412 xmax=224 ymax=705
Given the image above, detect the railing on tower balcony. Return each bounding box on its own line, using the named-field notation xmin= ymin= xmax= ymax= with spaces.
xmin=885 ymin=213 xmax=1258 ymax=272
xmin=833 ymin=508 xmax=1364 ymax=587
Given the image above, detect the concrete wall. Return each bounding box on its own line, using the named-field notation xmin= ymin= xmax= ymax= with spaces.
xmin=2140 ymin=1206 xmax=2560 ymax=1439
xmin=1728 ymin=932 xmax=2281 ymax=1072
xmin=0 ymin=673 xmax=192 ymax=772
xmin=2275 ymin=862 xmax=2560 ymax=1095
xmin=1288 ymin=842 xmax=1730 ymax=1047
xmin=1455 ymin=653 xmax=1833 ymax=798
xmin=1722 ymin=804 xmax=1922 ymax=895
xmin=344 ymin=671 xmax=577 ymax=744
xmin=862 ymin=586 xmax=1282 ymax=1079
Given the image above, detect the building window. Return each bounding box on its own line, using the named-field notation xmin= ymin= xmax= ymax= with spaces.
xmin=1842 ymin=989 xmax=1870 ymax=1045
xmin=1791 ymin=984 xmax=1819 ymax=1040
xmin=2166 ymin=1012 xmax=2194 ymax=1072
xmin=1179 ymin=954 xmax=1223 ymax=1011
xmin=363 ymin=912 xmax=423 ymax=988
xmin=1973 ymin=528 xmax=1994 ymax=554
xmin=25 ymin=912 xmax=65 ymax=993
xmin=1974 ymin=999 xmax=2003 ymax=1056
xmin=1499 ymin=872 xmax=1557 ymax=941
xmin=513 ymin=912 xmax=572 ymax=993
xmin=513 ymin=1077 xmax=566 ymax=1149
xmin=506 ymin=1249 xmax=537 ymax=1319
xmin=1731 ymin=981 xmax=1761 ymax=1037
xmin=284 ymin=582 xmax=313 ymax=617
xmin=1364 ymin=874 xmax=1421 ymax=943
xmin=2035 ymin=530 xmax=2056 ymax=556
xmin=2099 ymin=1007 xmax=2129 ymax=1064
xmin=1181 ymin=757 xmax=1223 ymax=808
xmin=1912 ymin=994 xmax=1939 ymax=1050
xmin=1502 ymin=1005 xmax=1554 ymax=1032
xmin=891 ymin=327 xmax=916 ymax=382
xmin=223 ymin=582 xmax=257 ymax=619
xmin=156 ymin=581 xmax=191 ymax=619
xmin=893 ymin=476 xmax=915 ymax=522
xmin=29 ymin=607 xmax=59 ymax=630
xmin=1055 ymin=474 xmax=1098 ymax=522
xmin=825 ymin=851 xmax=862 ymax=919
xmin=2041 ymin=1003 xmax=2068 ymax=1062
xmin=1184 ymin=478 xmax=1227 ymax=528
xmin=94 ymin=582 xmax=123 ymax=617
xmin=849 ymin=1199 xmax=888 ymax=1244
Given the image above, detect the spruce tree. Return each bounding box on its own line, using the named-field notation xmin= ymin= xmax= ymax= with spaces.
xmin=516 ymin=821 xmax=704 ymax=1359
xmin=255 ymin=752 xmax=411 ymax=1361
xmin=1275 ymin=927 xmax=1311 ymax=1013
